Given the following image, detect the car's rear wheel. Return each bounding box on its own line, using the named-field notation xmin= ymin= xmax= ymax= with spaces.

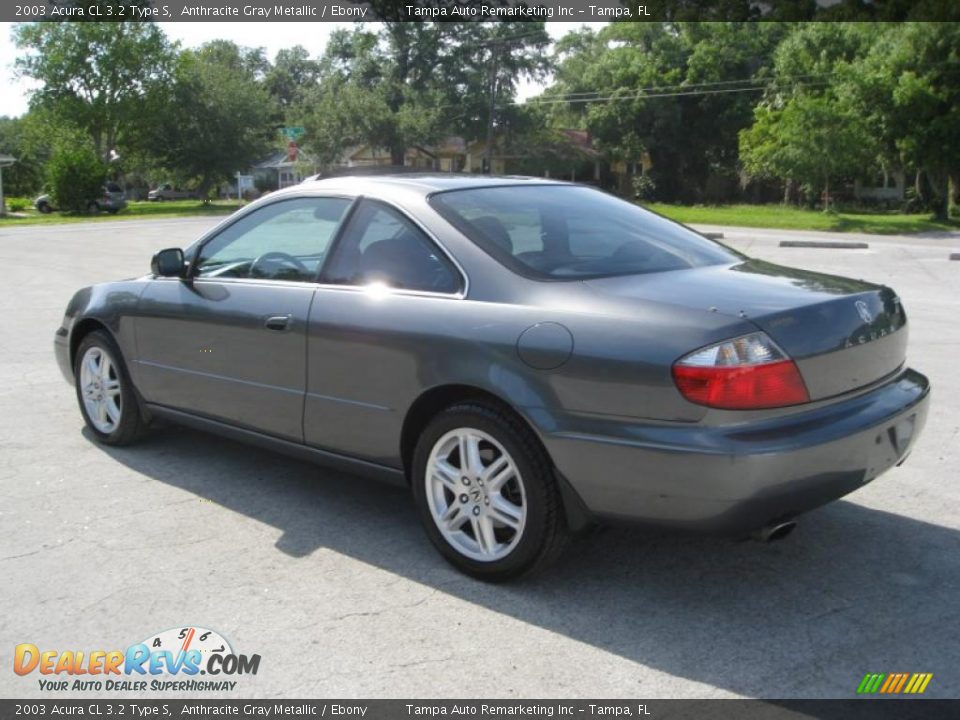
xmin=37 ymin=202 xmax=52 ymax=214
xmin=412 ymin=403 xmax=568 ymax=581
xmin=74 ymin=330 xmax=145 ymax=446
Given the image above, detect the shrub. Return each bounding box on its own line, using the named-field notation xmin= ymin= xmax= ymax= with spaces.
xmin=7 ymin=198 xmax=29 ymax=212
xmin=631 ymin=173 xmax=657 ymax=200
xmin=46 ymin=142 xmax=106 ymax=213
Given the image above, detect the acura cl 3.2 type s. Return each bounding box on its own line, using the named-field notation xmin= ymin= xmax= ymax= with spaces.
xmin=54 ymin=175 xmax=930 ymax=580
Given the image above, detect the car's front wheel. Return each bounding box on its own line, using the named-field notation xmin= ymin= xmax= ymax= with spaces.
xmin=74 ymin=330 xmax=146 ymax=445
xmin=412 ymin=403 xmax=568 ymax=581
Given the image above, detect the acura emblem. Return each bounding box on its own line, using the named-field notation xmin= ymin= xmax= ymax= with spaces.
xmin=855 ymin=300 xmax=873 ymax=324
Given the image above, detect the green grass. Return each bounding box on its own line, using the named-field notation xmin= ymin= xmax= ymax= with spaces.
xmin=645 ymin=203 xmax=960 ymax=235
xmin=0 ymin=199 xmax=245 ymax=226
xmin=5 ymin=197 xmax=957 ymax=236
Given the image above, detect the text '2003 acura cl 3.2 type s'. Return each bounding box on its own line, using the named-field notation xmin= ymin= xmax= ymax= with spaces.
xmin=55 ymin=175 xmax=930 ymax=580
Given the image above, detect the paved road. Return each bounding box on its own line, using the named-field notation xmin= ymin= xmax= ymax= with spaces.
xmin=1 ymin=217 xmax=958 ymax=699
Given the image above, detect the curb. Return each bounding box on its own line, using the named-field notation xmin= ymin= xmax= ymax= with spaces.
xmin=779 ymin=240 xmax=869 ymax=249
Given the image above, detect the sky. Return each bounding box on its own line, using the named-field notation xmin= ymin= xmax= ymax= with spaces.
xmin=0 ymin=21 xmax=606 ymax=118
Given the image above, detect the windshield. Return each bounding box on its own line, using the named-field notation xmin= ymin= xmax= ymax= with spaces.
xmin=430 ymin=185 xmax=739 ymax=280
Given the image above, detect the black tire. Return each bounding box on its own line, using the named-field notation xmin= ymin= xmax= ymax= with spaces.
xmin=37 ymin=202 xmax=52 ymax=214
xmin=411 ymin=402 xmax=569 ymax=581
xmin=74 ymin=330 xmax=146 ymax=446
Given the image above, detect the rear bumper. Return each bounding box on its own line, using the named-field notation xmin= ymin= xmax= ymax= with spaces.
xmin=544 ymin=368 xmax=930 ymax=534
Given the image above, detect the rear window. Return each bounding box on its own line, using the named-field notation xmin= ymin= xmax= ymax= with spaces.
xmin=429 ymin=185 xmax=738 ymax=280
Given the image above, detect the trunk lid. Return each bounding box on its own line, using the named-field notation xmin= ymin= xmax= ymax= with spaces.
xmin=583 ymin=259 xmax=907 ymax=401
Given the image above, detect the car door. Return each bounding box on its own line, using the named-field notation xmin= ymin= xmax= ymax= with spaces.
xmin=304 ymin=199 xmax=465 ymax=464
xmin=134 ymin=196 xmax=353 ymax=441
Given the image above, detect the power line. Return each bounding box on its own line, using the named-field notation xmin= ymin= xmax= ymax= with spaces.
xmin=426 ymin=78 xmax=830 ymax=115
xmin=525 ymin=58 xmax=960 ymax=104
xmin=518 ymin=81 xmax=832 ymax=107
xmin=536 ymin=73 xmax=838 ymax=101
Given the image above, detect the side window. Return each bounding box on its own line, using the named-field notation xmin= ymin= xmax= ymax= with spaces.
xmin=194 ymin=197 xmax=351 ymax=282
xmin=322 ymin=200 xmax=461 ymax=294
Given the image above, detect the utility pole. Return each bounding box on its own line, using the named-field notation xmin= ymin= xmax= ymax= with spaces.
xmin=478 ymin=29 xmax=545 ymax=175
xmin=483 ymin=45 xmax=498 ymax=175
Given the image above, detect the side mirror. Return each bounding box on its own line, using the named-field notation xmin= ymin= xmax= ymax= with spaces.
xmin=151 ymin=248 xmax=186 ymax=277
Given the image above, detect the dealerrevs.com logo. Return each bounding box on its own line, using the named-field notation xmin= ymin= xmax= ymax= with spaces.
xmin=14 ymin=626 xmax=261 ymax=692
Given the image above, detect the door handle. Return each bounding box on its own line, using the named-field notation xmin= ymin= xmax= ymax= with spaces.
xmin=264 ymin=315 xmax=291 ymax=331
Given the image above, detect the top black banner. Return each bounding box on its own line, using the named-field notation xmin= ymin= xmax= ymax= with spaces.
xmin=6 ymin=0 xmax=960 ymax=23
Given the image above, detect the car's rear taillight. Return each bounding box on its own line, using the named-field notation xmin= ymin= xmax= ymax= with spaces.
xmin=672 ymin=332 xmax=809 ymax=410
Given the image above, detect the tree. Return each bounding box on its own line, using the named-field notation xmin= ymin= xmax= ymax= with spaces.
xmin=846 ymin=22 xmax=960 ymax=219
xmin=14 ymin=21 xmax=175 ymax=160
xmin=543 ymin=22 xmax=784 ymax=201
xmin=301 ymin=27 xmax=436 ymax=167
xmin=264 ymin=46 xmax=321 ymax=114
xmin=437 ymin=23 xmax=552 ymax=148
xmin=739 ymin=94 xmax=876 ymax=209
xmin=0 ymin=115 xmax=45 ymax=197
xmin=148 ymin=42 xmax=275 ymax=197
xmin=46 ymin=134 xmax=107 ymax=213
xmin=301 ymin=22 xmax=550 ymax=168
xmin=735 ymin=22 xmax=882 ymax=205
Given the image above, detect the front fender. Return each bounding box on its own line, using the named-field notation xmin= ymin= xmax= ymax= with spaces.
xmin=54 ymin=280 xmax=150 ymax=382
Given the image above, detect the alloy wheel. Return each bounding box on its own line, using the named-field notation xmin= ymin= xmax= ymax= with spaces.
xmin=425 ymin=427 xmax=527 ymax=562
xmin=79 ymin=346 xmax=122 ymax=434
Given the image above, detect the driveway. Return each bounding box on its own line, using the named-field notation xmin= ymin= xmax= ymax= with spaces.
xmin=1 ymin=217 xmax=957 ymax=699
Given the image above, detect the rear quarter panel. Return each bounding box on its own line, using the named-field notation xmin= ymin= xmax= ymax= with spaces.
xmin=303 ymin=284 xmax=759 ymax=467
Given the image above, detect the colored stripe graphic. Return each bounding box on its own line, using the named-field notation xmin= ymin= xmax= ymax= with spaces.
xmin=857 ymin=673 xmax=933 ymax=694
xmin=894 ymin=673 xmax=910 ymax=693
xmin=906 ymin=673 xmax=934 ymax=694
xmin=879 ymin=674 xmax=895 ymax=693
xmin=858 ymin=673 xmax=885 ymax=694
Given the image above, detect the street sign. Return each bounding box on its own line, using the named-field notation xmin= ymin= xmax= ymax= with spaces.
xmin=281 ymin=127 xmax=305 ymax=141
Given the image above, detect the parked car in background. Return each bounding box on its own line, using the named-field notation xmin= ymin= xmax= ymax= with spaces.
xmin=35 ymin=183 xmax=127 ymax=214
xmin=148 ymin=184 xmax=198 ymax=201
xmin=54 ymin=175 xmax=930 ymax=581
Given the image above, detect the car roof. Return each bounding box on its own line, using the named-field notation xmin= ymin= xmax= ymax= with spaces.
xmin=298 ymin=173 xmax=570 ymax=196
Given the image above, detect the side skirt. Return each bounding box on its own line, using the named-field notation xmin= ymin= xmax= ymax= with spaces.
xmin=146 ymin=404 xmax=407 ymax=487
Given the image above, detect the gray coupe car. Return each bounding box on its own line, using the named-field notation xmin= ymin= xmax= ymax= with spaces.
xmin=54 ymin=175 xmax=929 ymax=580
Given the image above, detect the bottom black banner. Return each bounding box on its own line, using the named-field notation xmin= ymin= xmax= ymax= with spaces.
xmin=1 ymin=699 xmax=956 ymax=720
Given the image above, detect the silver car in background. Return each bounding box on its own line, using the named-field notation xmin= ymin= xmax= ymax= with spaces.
xmin=147 ymin=183 xmax=198 ymax=201
xmin=54 ymin=175 xmax=929 ymax=580
xmin=35 ymin=182 xmax=127 ymax=214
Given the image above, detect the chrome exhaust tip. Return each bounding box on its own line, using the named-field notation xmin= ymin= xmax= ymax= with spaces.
xmin=753 ymin=521 xmax=797 ymax=543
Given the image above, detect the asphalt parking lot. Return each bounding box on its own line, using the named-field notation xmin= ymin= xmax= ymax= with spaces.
xmin=1 ymin=216 xmax=957 ymax=699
